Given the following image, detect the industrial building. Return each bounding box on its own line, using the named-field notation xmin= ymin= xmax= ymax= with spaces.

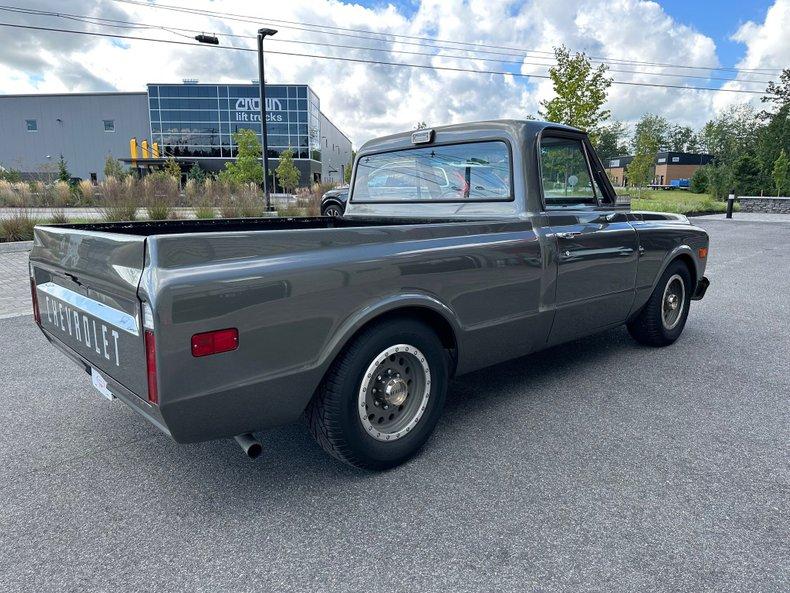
xmin=606 ymin=152 xmax=714 ymax=188
xmin=0 ymin=82 xmax=353 ymax=187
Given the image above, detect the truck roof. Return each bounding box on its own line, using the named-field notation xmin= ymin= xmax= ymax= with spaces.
xmin=357 ymin=119 xmax=583 ymax=154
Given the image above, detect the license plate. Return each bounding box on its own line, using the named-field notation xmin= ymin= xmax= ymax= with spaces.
xmin=91 ymin=368 xmax=115 ymax=400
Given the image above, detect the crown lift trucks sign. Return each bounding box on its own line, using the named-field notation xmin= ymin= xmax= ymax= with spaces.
xmin=234 ymin=98 xmax=285 ymax=122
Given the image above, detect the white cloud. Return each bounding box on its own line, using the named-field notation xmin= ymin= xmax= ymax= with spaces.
xmin=0 ymin=0 xmax=784 ymax=147
xmin=714 ymin=0 xmax=790 ymax=113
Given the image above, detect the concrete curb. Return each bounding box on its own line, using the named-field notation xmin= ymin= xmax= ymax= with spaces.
xmin=0 ymin=241 xmax=33 ymax=253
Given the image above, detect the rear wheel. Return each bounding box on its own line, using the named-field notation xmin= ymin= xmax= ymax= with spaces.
xmin=627 ymin=260 xmax=692 ymax=347
xmin=305 ymin=319 xmax=448 ymax=470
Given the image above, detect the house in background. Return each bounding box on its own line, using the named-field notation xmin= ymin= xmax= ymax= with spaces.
xmin=606 ymin=152 xmax=714 ymax=188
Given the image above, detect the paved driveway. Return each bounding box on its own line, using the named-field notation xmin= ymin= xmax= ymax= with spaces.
xmin=0 ymin=219 xmax=788 ymax=592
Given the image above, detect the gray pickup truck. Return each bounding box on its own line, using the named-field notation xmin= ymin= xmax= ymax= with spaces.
xmin=30 ymin=120 xmax=709 ymax=470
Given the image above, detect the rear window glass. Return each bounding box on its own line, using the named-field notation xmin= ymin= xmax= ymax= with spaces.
xmin=352 ymin=141 xmax=512 ymax=202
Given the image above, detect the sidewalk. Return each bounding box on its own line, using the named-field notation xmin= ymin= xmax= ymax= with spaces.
xmin=0 ymin=244 xmax=31 ymax=319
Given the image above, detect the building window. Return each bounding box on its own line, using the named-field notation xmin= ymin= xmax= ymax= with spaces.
xmin=103 ymin=120 xmax=115 ymax=132
xmin=26 ymin=119 xmax=37 ymax=132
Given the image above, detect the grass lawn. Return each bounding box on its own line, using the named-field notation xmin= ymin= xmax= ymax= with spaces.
xmin=620 ymin=189 xmax=735 ymax=215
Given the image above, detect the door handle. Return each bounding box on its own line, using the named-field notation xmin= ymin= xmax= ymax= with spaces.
xmin=556 ymin=231 xmax=582 ymax=239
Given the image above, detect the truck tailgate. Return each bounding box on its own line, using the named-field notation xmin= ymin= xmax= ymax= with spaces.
xmin=30 ymin=225 xmax=148 ymax=399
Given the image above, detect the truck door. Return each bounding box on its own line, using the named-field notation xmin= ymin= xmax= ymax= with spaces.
xmin=537 ymin=132 xmax=638 ymax=344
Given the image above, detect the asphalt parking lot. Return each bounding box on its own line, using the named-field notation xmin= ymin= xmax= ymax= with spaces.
xmin=1 ymin=218 xmax=788 ymax=593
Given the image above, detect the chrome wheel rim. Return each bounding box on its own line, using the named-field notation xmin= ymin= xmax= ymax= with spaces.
xmin=661 ymin=274 xmax=685 ymax=330
xmin=357 ymin=344 xmax=431 ymax=442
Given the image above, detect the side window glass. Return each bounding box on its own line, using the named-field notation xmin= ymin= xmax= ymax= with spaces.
xmin=539 ymin=137 xmax=598 ymax=208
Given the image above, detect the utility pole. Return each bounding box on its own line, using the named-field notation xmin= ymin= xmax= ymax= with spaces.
xmin=257 ymin=28 xmax=278 ymax=211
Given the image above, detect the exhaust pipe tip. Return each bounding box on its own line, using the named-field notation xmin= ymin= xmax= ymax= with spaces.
xmin=234 ymin=433 xmax=263 ymax=460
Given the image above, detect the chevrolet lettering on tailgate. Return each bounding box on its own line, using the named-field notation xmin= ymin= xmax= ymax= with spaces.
xmin=37 ymin=282 xmax=138 ymax=367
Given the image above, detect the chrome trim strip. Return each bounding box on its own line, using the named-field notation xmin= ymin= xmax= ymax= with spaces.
xmin=37 ymin=282 xmax=139 ymax=336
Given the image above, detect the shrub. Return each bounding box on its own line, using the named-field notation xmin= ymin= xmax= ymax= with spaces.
xmin=186 ymin=178 xmax=215 ymax=219
xmin=0 ymin=180 xmax=14 ymax=206
xmin=49 ymin=208 xmax=69 ymax=224
xmin=77 ymin=180 xmax=95 ymax=205
xmin=143 ymin=172 xmax=179 ymax=220
xmin=0 ymin=167 xmax=22 ymax=183
xmin=100 ymin=177 xmax=138 ymax=221
xmin=104 ymin=155 xmax=127 ymax=180
xmin=53 ymin=181 xmax=71 ymax=207
xmin=689 ymin=167 xmax=708 ymax=194
xmin=0 ymin=209 xmax=39 ymax=241
xmin=12 ymin=182 xmax=33 ymax=207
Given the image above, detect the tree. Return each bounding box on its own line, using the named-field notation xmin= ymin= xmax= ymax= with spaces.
xmin=163 ymin=157 xmax=181 ymax=182
xmin=103 ymin=155 xmax=126 ymax=180
xmin=187 ymin=162 xmax=206 ymax=184
xmin=219 ymin=129 xmax=263 ymax=185
xmin=732 ymin=154 xmax=762 ymax=196
xmin=699 ymin=104 xmax=759 ymax=168
xmin=414 ymin=121 xmax=428 ymax=130
xmin=275 ymin=148 xmax=300 ymax=193
xmin=772 ymin=148 xmax=790 ymax=196
xmin=593 ymin=121 xmax=628 ymax=165
xmin=627 ymin=122 xmax=660 ymax=194
xmin=57 ymin=154 xmax=70 ymax=183
xmin=755 ymin=103 xmax=790 ymax=192
xmin=631 ymin=114 xmax=669 ymax=153
xmin=539 ymin=45 xmax=612 ymax=140
xmin=689 ymin=166 xmax=709 ymax=194
xmin=667 ymin=125 xmax=699 ymax=153
xmin=760 ymin=68 xmax=790 ymax=116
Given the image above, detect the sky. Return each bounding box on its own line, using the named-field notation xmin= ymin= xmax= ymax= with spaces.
xmin=0 ymin=0 xmax=787 ymax=148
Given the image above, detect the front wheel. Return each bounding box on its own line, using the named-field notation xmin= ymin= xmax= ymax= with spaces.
xmin=627 ymin=260 xmax=692 ymax=347
xmin=323 ymin=204 xmax=343 ymax=217
xmin=305 ymin=319 xmax=448 ymax=470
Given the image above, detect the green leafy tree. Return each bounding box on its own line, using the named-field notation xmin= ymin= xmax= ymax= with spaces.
xmin=772 ymin=148 xmax=790 ymax=196
xmin=187 ymin=162 xmax=206 ymax=184
xmin=699 ymin=104 xmax=759 ymax=168
xmin=593 ymin=121 xmax=628 ymax=165
xmin=755 ymin=103 xmax=790 ymax=192
xmin=705 ymin=164 xmax=733 ymax=200
xmin=667 ymin=125 xmax=699 ymax=153
xmin=760 ymin=68 xmax=790 ymax=116
xmin=163 ymin=157 xmax=181 ymax=181
xmin=415 ymin=121 xmax=428 ymax=130
xmin=689 ymin=166 xmax=709 ymax=194
xmin=275 ymin=148 xmax=300 ymax=193
xmin=219 ymin=129 xmax=264 ymax=185
xmin=539 ymin=45 xmax=613 ymax=141
xmin=732 ymin=154 xmax=762 ymax=196
xmin=631 ymin=114 xmax=669 ymax=153
xmin=57 ymin=154 xmax=70 ymax=183
xmin=627 ymin=123 xmax=660 ymax=195
xmin=103 ymin=155 xmax=127 ymax=180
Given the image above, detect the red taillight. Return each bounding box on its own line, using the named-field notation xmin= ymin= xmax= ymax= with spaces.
xmin=145 ymin=329 xmax=158 ymax=405
xmin=30 ymin=277 xmax=41 ymax=325
xmin=191 ymin=328 xmax=239 ymax=357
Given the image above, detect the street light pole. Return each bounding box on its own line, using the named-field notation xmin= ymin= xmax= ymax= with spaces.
xmin=257 ymin=28 xmax=278 ymax=211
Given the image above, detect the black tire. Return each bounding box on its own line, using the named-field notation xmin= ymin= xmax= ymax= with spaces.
xmin=627 ymin=259 xmax=692 ymax=347
xmin=305 ymin=318 xmax=449 ymax=470
xmin=322 ymin=204 xmax=343 ymax=217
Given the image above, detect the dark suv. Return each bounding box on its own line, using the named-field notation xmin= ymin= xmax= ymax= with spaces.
xmin=320 ymin=186 xmax=349 ymax=217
